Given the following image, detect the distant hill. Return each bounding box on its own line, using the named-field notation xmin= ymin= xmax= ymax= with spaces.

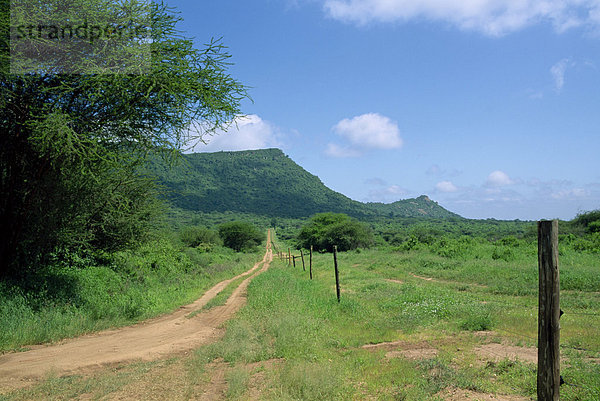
xmin=365 ymin=196 xmax=462 ymax=219
xmin=147 ymin=148 xmax=461 ymax=220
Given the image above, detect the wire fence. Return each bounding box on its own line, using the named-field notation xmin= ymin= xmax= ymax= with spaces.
xmin=270 ymin=229 xmax=599 ymax=399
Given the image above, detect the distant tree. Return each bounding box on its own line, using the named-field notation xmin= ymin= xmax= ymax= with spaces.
xmin=179 ymin=226 xmax=222 ymax=248
xmin=297 ymin=213 xmax=374 ymax=252
xmin=0 ymin=1 xmax=247 ymax=278
xmin=218 ymin=222 xmax=265 ymax=252
xmin=574 ymin=210 xmax=600 ymax=233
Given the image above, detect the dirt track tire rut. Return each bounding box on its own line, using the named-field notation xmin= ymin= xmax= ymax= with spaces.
xmin=0 ymin=231 xmax=274 ymax=390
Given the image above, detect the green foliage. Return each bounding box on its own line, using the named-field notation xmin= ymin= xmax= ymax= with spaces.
xmin=218 ymin=221 xmax=265 ymax=252
xmin=0 ymin=237 xmax=258 ymax=352
xmin=574 ymin=210 xmax=600 ymax=233
xmin=179 ymin=226 xmax=222 ymax=250
xmin=571 ymin=232 xmax=600 ymax=253
xmin=148 ymin=149 xmax=373 ymax=219
xmin=147 ymin=148 xmax=460 ymax=220
xmin=366 ymin=195 xmax=462 ymax=219
xmin=297 ymin=212 xmax=374 ymax=252
xmin=0 ymin=1 xmax=248 ymax=278
xmin=491 ymin=247 xmax=516 ymax=262
xmin=458 ymin=305 xmax=494 ymax=331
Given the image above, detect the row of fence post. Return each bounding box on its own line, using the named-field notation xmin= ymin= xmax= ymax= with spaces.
xmin=272 ymin=221 xmax=563 ymax=398
xmin=276 ymin=244 xmax=341 ymax=303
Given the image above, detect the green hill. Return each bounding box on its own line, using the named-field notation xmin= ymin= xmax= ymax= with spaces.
xmin=147 ymin=148 xmax=461 ymax=220
xmin=365 ymin=196 xmax=462 ymax=219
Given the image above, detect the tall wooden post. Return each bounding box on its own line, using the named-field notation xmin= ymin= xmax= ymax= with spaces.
xmin=292 ymin=255 xmax=296 ymax=268
xmin=288 ymin=248 xmax=291 ymax=266
xmin=333 ymin=245 xmax=340 ymax=303
xmin=309 ymin=245 xmax=313 ymax=280
xmin=538 ymin=220 xmax=560 ymax=401
xmin=300 ymin=249 xmax=305 ymax=271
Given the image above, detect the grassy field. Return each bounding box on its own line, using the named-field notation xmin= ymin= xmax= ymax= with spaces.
xmin=0 ymin=238 xmax=262 ymax=353
xmin=4 ymin=235 xmax=598 ymax=400
xmin=189 ymin=240 xmax=599 ymax=400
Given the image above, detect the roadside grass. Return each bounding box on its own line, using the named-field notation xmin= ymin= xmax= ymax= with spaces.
xmin=187 ymin=242 xmax=600 ymax=400
xmin=0 ymin=240 xmax=261 ymax=353
xmin=2 ymin=239 xmax=599 ymax=400
xmin=187 ymin=273 xmax=250 ymax=318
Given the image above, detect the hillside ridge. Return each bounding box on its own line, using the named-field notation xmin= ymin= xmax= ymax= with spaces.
xmin=147 ymin=148 xmax=462 ymax=220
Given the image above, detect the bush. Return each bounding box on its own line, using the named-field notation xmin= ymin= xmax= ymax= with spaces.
xmin=459 ymin=305 xmax=493 ymax=331
xmin=572 ymin=232 xmax=600 ymax=253
xmin=297 ymin=213 xmax=374 ymax=252
xmin=399 ymin=235 xmax=421 ymax=251
xmin=179 ymin=226 xmax=221 ymax=249
xmin=491 ymin=246 xmax=515 ymax=262
xmin=218 ymin=221 xmax=265 ymax=252
xmin=573 ymin=210 xmax=600 ymax=233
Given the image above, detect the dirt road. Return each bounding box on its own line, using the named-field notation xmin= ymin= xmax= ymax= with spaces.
xmin=0 ymin=230 xmax=273 ymax=390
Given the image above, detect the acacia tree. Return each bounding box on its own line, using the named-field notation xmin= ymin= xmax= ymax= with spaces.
xmin=0 ymin=1 xmax=248 ymax=278
xmin=218 ymin=222 xmax=265 ymax=252
xmin=297 ymin=213 xmax=374 ymax=252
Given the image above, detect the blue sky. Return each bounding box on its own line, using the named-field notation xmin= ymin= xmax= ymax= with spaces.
xmin=172 ymin=0 xmax=600 ymax=221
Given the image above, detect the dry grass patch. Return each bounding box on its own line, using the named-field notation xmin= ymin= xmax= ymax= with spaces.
xmin=437 ymin=387 xmax=531 ymax=401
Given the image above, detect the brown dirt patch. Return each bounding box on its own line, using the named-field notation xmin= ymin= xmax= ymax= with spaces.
xmin=362 ymin=340 xmax=438 ymax=360
xmin=0 ymin=233 xmax=274 ymax=391
xmin=385 ymin=279 xmax=404 ymax=284
xmin=244 ymin=358 xmax=283 ymax=400
xmin=91 ymin=358 xmax=196 ymax=401
xmin=411 ymin=273 xmax=434 ymax=281
xmin=437 ymin=387 xmax=530 ymax=401
xmin=198 ymin=359 xmax=228 ymax=401
xmin=409 ymin=273 xmax=488 ymax=288
xmin=473 ymin=343 xmax=537 ymax=364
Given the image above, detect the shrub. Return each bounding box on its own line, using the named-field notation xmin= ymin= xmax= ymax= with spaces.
xmin=399 ymin=235 xmax=421 ymax=251
xmin=459 ymin=306 xmax=493 ymax=331
xmin=297 ymin=213 xmax=374 ymax=252
xmin=179 ymin=226 xmax=221 ymax=249
xmin=573 ymin=209 xmax=600 ymax=233
xmin=491 ymin=246 xmax=515 ymax=262
xmin=218 ymin=221 xmax=265 ymax=252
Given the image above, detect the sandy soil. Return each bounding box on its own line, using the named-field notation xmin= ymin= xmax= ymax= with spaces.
xmin=474 ymin=343 xmax=538 ymax=364
xmin=0 ymin=231 xmax=273 ymax=390
xmin=437 ymin=387 xmax=531 ymax=401
xmin=362 ymin=339 xmax=439 ymax=360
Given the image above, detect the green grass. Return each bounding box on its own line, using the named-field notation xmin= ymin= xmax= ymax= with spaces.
xmin=2 ymin=235 xmax=599 ymax=400
xmin=187 ymin=240 xmax=600 ymax=400
xmin=188 ymin=274 xmax=249 ymax=317
xmin=0 ymin=239 xmax=262 ymax=353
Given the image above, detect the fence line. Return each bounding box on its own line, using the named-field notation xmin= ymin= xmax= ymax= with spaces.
xmin=268 ymin=228 xmax=597 ymax=398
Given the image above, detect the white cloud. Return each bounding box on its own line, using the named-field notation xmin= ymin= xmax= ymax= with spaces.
xmin=368 ymin=184 xmax=411 ymax=202
xmin=323 ymin=0 xmax=600 ymax=36
xmin=186 ymin=115 xmax=283 ymax=153
xmin=324 ymin=143 xmax=362 ymax=158
xmin=332 ymin=113 xmax=403 ymax=150
xmin=365 ymin=177 xmax=388 ymax=186
xmin=551 ymin=188 xmax=588 ymax=199
xmin=486 ymin=170 xmax=514 ymax=187
xmin=436 ymin=181 xmax=458 ymax=193
xmin=436 ymin=176 xmax=600 ymax=220
xmin=550 ymin=58 xmax=574 ymax=92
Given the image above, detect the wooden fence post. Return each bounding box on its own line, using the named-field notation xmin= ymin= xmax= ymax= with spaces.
xmin=292 ymin=255 xmax=296 ymax=268
xmin=333 ymin=245 xmax=340 ymax=303
xmin=538 ymin=220 xmax=560 ymax=401
xmin=309 ymin=245 xmax=313 ymax=280
xmin=288 ymin=248 xmax=291 ymax=266
xmin=300 ymin=249 xmax=305 ymax=271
